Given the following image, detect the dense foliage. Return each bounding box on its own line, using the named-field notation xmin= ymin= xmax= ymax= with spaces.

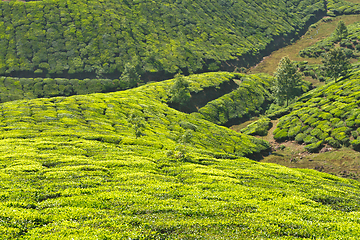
xmin=327 ymin=0 xmax=360 ymax=16
xmin=273 ymin=70 xmax=360 ymax=152
xmin=195 ymin=73 xmax=310 ymax=126
xmin=2 ymin=74 xmax=360 ymax=238
xmin=0 ymin=72 xmax=240 ymax=104
xmin=0 ymin=0 xmax=326 ymax=79
xmin=0 ymin=76 xmax=129 ymax=103
xmin=321 ymin=47 xmax=351 ymax=81
xmin=168 ymin=74 xmax=191 ymax=109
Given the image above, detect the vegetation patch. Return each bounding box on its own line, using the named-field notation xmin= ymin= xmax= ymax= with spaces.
xmin=1 ymin=75 xmax=360 ymax=238
xmin=274 ymin=70 xmax=360 ymax=152
xmin=240 ymin=117 xmax=272 ymax=136
xmin=299 ymin=20 xmax=360 ymax=59
xmin=195 ymin=73 xmax=274 ymax=126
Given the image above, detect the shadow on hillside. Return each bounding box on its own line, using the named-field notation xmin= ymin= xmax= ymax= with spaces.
xmin=246 ymin=149 xmax=273 ymax=161
xmin=168 ymin=79 xmax=239 ymax=113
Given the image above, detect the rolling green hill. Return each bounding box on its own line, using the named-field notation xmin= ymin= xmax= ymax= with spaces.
xmin=0 ymin=71 xmax=240 ymax=104
xmin=2 ymin=74 xmax=360 ymax=238
xmin=0 ymin=0 xmax=325 ymax=80
xmin=194 ymin=73 xmax=274 ymax=126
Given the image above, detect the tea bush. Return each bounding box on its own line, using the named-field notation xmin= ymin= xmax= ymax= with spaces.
xmin=240 ymin=117 xmax=272 ymax=136
xmin=0 ymin=72 xmax=239 ymax=103
xmin=1 ymin=74 xmax=360 ymax=238
xmin=300 ymin=20 xmax=360 ymax=59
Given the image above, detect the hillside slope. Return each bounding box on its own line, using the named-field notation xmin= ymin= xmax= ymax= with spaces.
xmin=273 ymin=70 xmax=360 ymax=152
xmin=194 ymin=73 xmax=274 ymax=126
xmin=0 ymin=0 xmax=325 ymax=79
xmin=2 ymin=78 xmax=360 ymax=238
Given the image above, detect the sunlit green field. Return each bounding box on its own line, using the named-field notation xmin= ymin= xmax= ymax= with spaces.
xmin=1 ymin=72 xmax=360 ymax=239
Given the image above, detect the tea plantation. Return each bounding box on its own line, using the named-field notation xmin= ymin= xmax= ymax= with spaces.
xmin=1 ymin=74 xmax=360 ymax=238
xmin=0 ymin=71 xmax=242 ymax=104
xmin=3 ymin=0 xmax=360 ymax=239
xmin=274 ymin=70 xmax=360 ymax=152
xmin=0 ymin=0 xmax=325 ymax=79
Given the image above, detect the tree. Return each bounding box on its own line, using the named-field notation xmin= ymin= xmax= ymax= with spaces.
xmin=334 ymin=20 xmax=348 ymax=41
xmin=169 ymin=74 xmax=191 ymax=109
xmin=273 ymin=56 xmax=302 ymax=106
xmin=321 ymin=48 xmax=351 ymax=82
xmin=120 ymin=62 xmax=141 ymax=89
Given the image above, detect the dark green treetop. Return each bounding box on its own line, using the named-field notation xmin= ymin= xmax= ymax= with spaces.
xmin=321 ymin=47 xmax=351 ymax=82
xmin=273 ymin=56 xmax=302 ymax=106
xmin=169 ymin=74 xmax=191 ymax=109
xmin=120 ymin=63 xmax=141 ymax=89
xmin=335 ymin=20 xmax=348 ymax=41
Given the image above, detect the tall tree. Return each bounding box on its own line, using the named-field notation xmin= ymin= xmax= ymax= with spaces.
xmin=321 ymin=48 xmax=351 ymax=82
xmin=334 ymin=20 xmax=348 ymax=41
xmin=273 ymin=56 xmax=302 ymax=106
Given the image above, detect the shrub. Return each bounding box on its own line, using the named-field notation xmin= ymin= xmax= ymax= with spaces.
xmin=330 ymin=118 xmax=341 ymax=125
xmin=319 ymin=112 xmax=333 ymax=120
xmin=318 ymin=131 xmax=329 ymax=140
xmin=288 ymin=125 xmax=301 ymax=138
xmin=304 ymin=116 xmax=318 ymax=125
xmin=295 ymin=133 xmax=306 ymax=143
xmin=332 ymin=131 xmax=350 ymax=146
xmin=351 ymin=138 xmax=360 ymax=151
xmin=305 ymin=140 xmax=323 ymax=153
xmin=241 ymin=118 xmax=272 ymax=136
xmin=351 ymin=130 xmax=359 ymax=139
xmin=310 ymin=128 xmax=321 ymax=137
xmin=325 ymin=137 xmax=341 ymax=148
xmin=274 ymin=128 xmax=289 ymax=141
xmin=304 ymin=135 xmax=318 ymax=144
xmin=300 ymin=113 xmax=310 ymax=122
